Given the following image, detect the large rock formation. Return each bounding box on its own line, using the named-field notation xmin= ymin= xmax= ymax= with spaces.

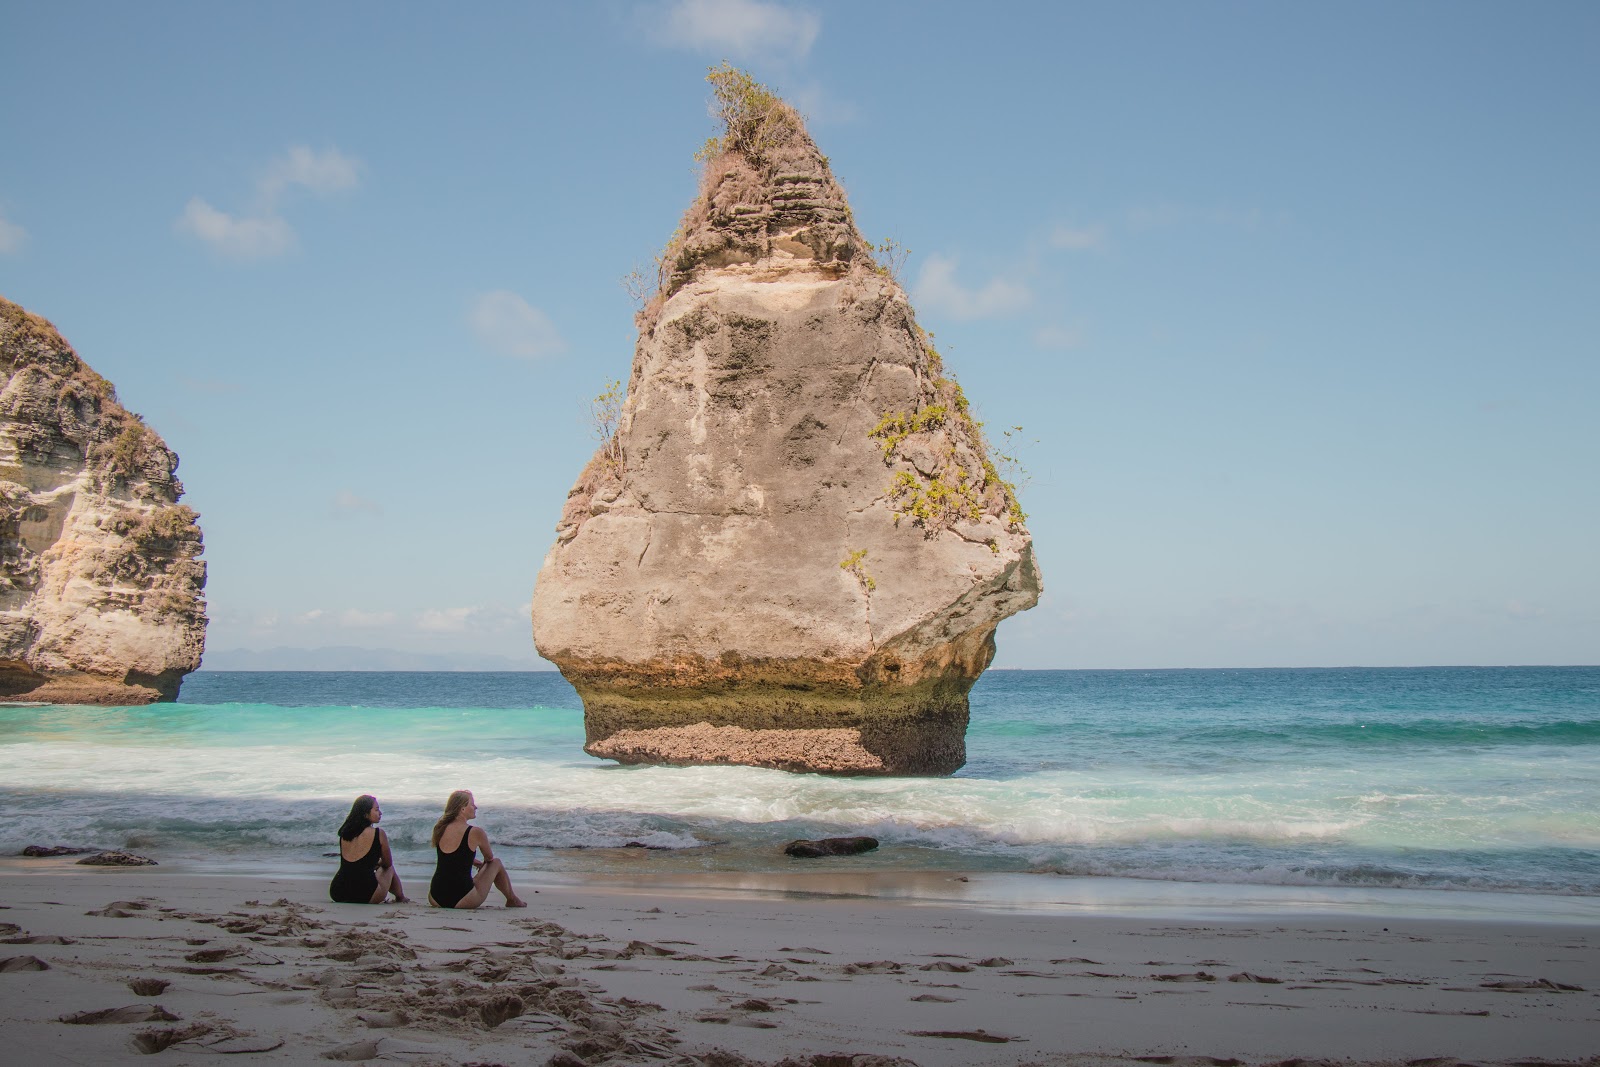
xmin=533 ymin=72 xmax=1040 ymax=774
xmin=0 ymin=297 xmax=206 ymax=703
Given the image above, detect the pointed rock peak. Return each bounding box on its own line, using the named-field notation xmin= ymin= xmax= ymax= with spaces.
xmin=658 ymin=65 xmax=872 ymax=298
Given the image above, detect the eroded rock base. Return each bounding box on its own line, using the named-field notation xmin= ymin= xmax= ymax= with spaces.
xmin=577 ymin=683 xmax=970 ymax=775
xmin=0 ymin=666 xmax=181 ymax=705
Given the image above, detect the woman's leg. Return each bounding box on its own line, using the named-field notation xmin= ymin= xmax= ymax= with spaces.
xmin=388 ymin=868 xmax=407 ymax=903
xmin=492 ymin=862 xmax=527 ymax=907
xmin=451 ymin=858 xmax=524 ymax=909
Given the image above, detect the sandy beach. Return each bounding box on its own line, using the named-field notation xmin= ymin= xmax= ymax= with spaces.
xmin=2 ymin=862 xmax=1595 ymax=1067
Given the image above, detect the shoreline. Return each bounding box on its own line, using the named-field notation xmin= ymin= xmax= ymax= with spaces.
xmin=10 ymin=855 xmax=1599 ymax=926
xmin=3 ymin=864 xmax=1595 ymax=1066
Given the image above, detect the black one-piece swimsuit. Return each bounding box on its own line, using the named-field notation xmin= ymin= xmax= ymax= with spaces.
xmin=431 ymin=826 xmax=476 ymax=908
xmin=329 ymin=831 xmax=382 ymax=903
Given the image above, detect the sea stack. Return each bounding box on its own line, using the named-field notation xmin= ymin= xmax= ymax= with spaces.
xmin=533 ymin=69 xmax=1040 ymax=774
xmin=0 ymin=297 xmax=206 ymax=703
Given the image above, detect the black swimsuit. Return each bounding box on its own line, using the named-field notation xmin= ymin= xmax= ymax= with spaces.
xmin=329 ymin=830 xmax=383 ymax=904
xmin=431 ymin=825 xmax=476 ymax=908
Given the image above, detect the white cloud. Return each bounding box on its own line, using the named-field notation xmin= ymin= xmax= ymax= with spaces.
xmin=297 ymin=609 xmax=325 ymax=624
xmin=1049 ymin=223 xmax=1106 ymax=250
xmin=417 ymin=607 xmax=477 ymax=633
xmin=655 ymin=0 xmax=819 ymax=61
xmin=468 ymin=290 xmax=566 ymax=359
xmin=913 ymin=254 xmax=1031 ymax=321
xmin=0 ymin=211 xmax=26 ymax=255
xmin=177 ymin=145 xmax=360 ymax=259
xmin=331 ymin=489 xmax=383 ymax=517
xmin=260 ymin=146 xmax=360 ymax=201
xmin=176 ymin=197 xmax=295 ymax=259
xmin=337 ymin=609 xmax=397 ymax=628
xmin=416 ymin=604 xmax=529 ymax=633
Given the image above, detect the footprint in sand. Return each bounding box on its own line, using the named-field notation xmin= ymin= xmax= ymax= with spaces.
xmin=907 ymin=1029 xmax=1024 ymax=1043
xmin=0 ymin=955 xmax=50 ymax=971
xmin=127 ymin=978 xmax=170 ymax=996
xmin=61 ymin=1004 xmax=180 ymax=1025
xmin=86 ymin=901 xmax=151 ymax=918
xmin=131 ymin=1023 xmax=212 ymax=1054
xmin=842 ymin=960 xmax=904 ymax=974
xmin=919 ymin=961 xmax=974 ymax=972
xmin=910 ymin=993 xmax=961 ymax=1002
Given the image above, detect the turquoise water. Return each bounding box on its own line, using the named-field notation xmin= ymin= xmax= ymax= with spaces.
xmin=1 ymin=667 xmax=1596 ymax=896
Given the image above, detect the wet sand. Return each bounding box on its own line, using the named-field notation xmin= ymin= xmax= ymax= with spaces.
xmin=1 ymin=862 xmax=1596 ymax=1066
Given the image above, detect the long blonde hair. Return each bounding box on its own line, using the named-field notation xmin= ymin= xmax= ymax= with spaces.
xmin=431 ymin=790 xmax=473 ymax=847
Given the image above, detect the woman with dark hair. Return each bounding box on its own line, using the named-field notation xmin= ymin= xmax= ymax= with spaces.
xmin=427 ymin=789 xmax=526 ymax=909
xmin=329 ymin=794 xmax=407 ymax=904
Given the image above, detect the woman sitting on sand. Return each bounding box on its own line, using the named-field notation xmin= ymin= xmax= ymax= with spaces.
xmin=329 ymin=794 xmax=407 ymax=905
xmin=428 ymin=789 xmax=527 ymax=909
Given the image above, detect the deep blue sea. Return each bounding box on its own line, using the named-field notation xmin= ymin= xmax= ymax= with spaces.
xmin=2 ymin=667 xmax=1596 ymax=898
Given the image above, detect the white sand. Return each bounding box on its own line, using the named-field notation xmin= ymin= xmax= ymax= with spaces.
xmin=1 ymin=861 xmax=1596 ymax=1066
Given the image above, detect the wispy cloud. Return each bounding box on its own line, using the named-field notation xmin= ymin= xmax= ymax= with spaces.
xmin=178 ymin=198 xmax=295 ymax=259
xmin=653 ymin=0 xmax=820 ymax=62
xmin=260 ymin=146 xmax=360 ymax=201
xmin=1049 ymin=223 xmax=1106 ymax=250
xmin=417 ymin=604 xmax=527 ymax=633
xmin=468 ymin=290 xmax=566 ymax=359
xmin=0 ymin=209 xmax=26 ymax=255
xmin=177 ymin=145 xmax=361 ymax=260
xmin=293 ymin=607 xmax=397 ymax=628
xmin=913 ymin=254 xmax=1032 ymax=320
xmin=331 ymin=490 xmax=383 ymax=518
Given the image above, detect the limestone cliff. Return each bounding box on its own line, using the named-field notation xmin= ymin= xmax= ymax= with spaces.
xmin=0 ymin=297 xmax=206 ymax=703
xmin=532 ymin=71 xmax=1040 ymax=773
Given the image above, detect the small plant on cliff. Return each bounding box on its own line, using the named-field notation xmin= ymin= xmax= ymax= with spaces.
xmin=104 ymin=419 xmax=148 ymax=481
xmin=590 ymin=378 xmax=624 ymax=473
xmin=872 ymin=238 xmax=910 ymax=283
xmin=870 ymin=404 xmax=949 ymax=458
xmin=839 ymin=549 xmax=876 ymax=592
xmin=702 ymin=63 xmax=799 ymax=165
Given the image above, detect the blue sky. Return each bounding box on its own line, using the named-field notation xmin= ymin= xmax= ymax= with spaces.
xmin=2 ymin=1 xmax=1595 ymax=669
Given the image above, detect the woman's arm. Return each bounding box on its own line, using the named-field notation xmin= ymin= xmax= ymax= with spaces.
xmin=377 ymin=827 xmax=394 ymax=870
xmin=471 ymin=826 xmax=494 ymax=867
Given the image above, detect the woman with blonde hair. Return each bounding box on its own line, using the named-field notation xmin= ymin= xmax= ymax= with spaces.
xmin=427 ymin=790 xmax=527 ymax=909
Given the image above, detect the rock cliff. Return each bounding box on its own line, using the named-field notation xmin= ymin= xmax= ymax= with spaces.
xmin=0 ymin=297 xmax=206 ymax=703
xmin=532 ymin=71 xmax=1040 ymax=774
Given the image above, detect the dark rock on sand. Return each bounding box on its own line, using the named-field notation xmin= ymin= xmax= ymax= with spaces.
xmin=76 ymin=850 xmax=157 ymax=866
xmin=784 ymin=836 xmax=879 ymax=858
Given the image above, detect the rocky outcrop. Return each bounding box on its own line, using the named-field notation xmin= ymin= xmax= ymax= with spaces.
xmin=532 ymin=71 xmax=1040 ymax=774
xmin=0 ymin=297 xmax=205 ymax=704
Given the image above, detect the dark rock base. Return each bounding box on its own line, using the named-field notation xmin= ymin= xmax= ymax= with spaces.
xmin=574 ymin=679 xmax=971 ymax=775
xmin=0 ymin=667 xmax=187 ymax=705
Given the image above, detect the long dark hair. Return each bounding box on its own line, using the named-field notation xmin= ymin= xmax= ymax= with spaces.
xmin=338 ymin=795 xmax=378 ymax=841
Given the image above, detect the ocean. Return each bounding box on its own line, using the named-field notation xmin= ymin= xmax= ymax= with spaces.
xmin=2 ymin=667 xmax=1597 ymax=904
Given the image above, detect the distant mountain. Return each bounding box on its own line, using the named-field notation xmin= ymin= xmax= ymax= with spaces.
xmin=201 ymin=646 xmax=550 ymax=672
